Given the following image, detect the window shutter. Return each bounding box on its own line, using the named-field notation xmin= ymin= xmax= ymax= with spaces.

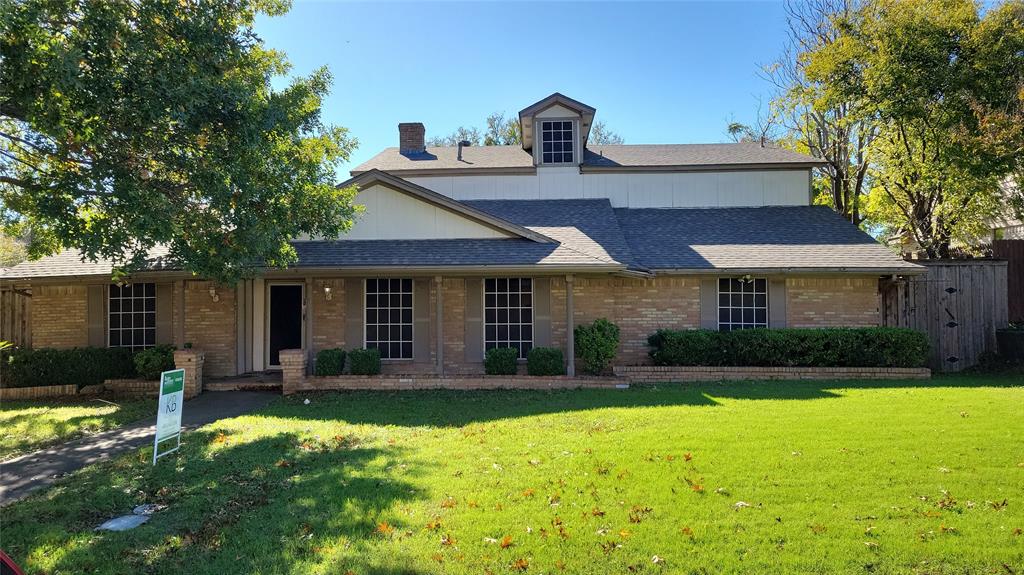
xmin=413 ymin=278 xmax=430 ymax=362
xmin=155 ymin=283 xmax=173 ymax=345
xmin=464 ymin=278 xmax=483 ymax=362
xmin=345 ymin=279 xmax=364 ymax=349
xmin=533 ymin=278 xmax=551 ymax=347
xmin=699 ymin=278 xmax=718 ymax=330
xmin=87 ymin=285 xmax=106 ymax=347
xmin=769 ymin=279 xmax=787 ymax=328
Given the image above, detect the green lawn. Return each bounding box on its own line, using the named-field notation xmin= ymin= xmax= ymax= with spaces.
xmin=2 ymin=376 xmax=1022 ymax=574
xmin=0 ymin=397 xmax=153 ymax=460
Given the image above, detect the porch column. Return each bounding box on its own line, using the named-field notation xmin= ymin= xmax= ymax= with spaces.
xmin=435 ymin=276 xmax=444 ymax=375
xmin=305 ymin=276 xmax=314 ymax=374
xmin=566 ymin=274 xmax=575 ymax=377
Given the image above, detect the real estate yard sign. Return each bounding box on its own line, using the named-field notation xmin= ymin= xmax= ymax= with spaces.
xmin=153 ymin=369 xmax=185 ymax=465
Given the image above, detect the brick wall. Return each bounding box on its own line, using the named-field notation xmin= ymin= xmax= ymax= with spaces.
xmin=442 ymin=278 xmax=478 ymax=374
xmin=311 ymin=279 xmax=346 ymax=354
xmin=551 ymin=277 xmax=701 ymax=366
xmin=183 ymin=280 xmax=236 ymax=377
xmin=32 ymin=285 xmax=88 ymax=348
xmin=786 ymin=277 xmax=880 ymax=328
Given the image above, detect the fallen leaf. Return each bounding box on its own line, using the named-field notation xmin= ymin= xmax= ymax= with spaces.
xmin=591 ymin=507 xmax=606 ymax=517
xmin=680 ymin=526 xmax=694 ymax=538
xmin=426 ymin=518 xmax=442 ymax=531
xmin=652 ymin=555 xmax=665 ymax=564
xmin=375 ymin=522 xmax=393 ymax=536
xmin=522 ymin=488 xmax=535 ymax=498
xmin=275 ymin=459 xmax=292 ymax=468
xmin=555 ymin=559 xmax=566 ymax=570
xmin=511 ymin=558 xmax=529 ymax=571
xmin=440 ymin=496 xmax=457 ymax=509
xmin=441 ymin=534 xmax=456 ymax=546
xmin=734 ymin=501 xmax=751 ymax=510
xmin=683 ymin=452 xmax=693 ymax=461
xmin=500 ymin=535 xmax=514 ymax=549
xmin=618 ymin=528 xmax=631 ymax=539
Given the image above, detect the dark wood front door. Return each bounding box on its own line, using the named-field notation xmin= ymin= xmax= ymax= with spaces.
xmin=269 ymin=284 xmax=303 ymax=367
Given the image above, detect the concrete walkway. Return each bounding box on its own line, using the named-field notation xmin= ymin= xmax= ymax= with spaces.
xmin=0 ymin=391 xmax=277 ymax=505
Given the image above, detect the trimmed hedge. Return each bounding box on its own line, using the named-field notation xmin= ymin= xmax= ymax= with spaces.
xmin=314 ymin=348 xmax=346 ymax=376
xmin=574 ymin=318 xmax=620 ymax=375
xmin=485 ymin=347 xmax=519 ymax=375
xmin=527 ymin=347 xmax=565 ymax=376
xmin=349 ymin=348 xmax=381 ymax=375
xmin=647 ymin=327 xmax=929 ymax=368
xmin=1 ymin=346 xmax=137 ymax=388
xmin=133 ymin=345 xmax=176 ymax=380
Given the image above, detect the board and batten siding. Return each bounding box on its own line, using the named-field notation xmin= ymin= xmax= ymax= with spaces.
xmin=407 ymin=168 xmax=811 ymax=208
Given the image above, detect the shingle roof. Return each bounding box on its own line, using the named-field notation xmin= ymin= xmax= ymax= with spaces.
xmin=465 ymin=199 xmax=636 ymax=267
xmin=3 ymin=246 xmax=174 ymax=279
xmin=4 ymin=203 xmax=920 ymax=279
xmin=291 ymin=238 xmax=613 ymax=268
xmin=351 ymin=143 xmax=822 ymax=174
xmin=615 ymin=205 xmax=921 ymax=272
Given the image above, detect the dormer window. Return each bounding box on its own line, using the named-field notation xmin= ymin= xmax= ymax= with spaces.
xmin=540 ymin=120 xmax=575 ymax=164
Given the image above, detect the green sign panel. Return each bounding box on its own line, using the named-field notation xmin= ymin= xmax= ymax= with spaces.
xmin=153 ymin=368 xmax=185 ymax=465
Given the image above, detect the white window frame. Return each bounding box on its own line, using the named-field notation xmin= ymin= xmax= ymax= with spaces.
xmin=483 ymin=278 xmax=534 ymax=360
xmin=538 ymin=119 xmax=576 ymax=165
xmin=717 ymin=277 xmax=769 ymax=331
xmin=364 ymin=278 xmax=414 ymax=360
xmin=108 ymin=283 xmax=156 ymax=350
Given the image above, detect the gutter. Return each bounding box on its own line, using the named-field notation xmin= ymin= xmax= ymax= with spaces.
xmin=654 ymin=265 xmax=927 ymax=276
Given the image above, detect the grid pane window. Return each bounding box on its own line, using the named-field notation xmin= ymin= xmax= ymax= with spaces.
xmin=365 ymin=278 xmax=413 ymax=359
xmin=540 ymin=120 xmax=574 ymax=164
xmin=484 ymin=278 xmax=533 ymax=359
xmin=718 ymin=278 xmax=768 ymax=331
xmin=108 ymin=283 xmax=156 ymax=350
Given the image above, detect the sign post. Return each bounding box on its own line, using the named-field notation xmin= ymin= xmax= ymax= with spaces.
xmin=153 ymin=368 xmax=185 ymax=466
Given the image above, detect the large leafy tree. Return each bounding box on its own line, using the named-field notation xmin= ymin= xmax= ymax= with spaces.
xmin=806 ymin=0 xmax=1024 ymax=257
xmin=763 ymin=0 xmax=876 ymax=226
xmin=1 ymin=0 xmax=359 ymax=283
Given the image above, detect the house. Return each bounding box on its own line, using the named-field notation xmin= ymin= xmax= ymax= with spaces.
xmin=1 ymin=93 xmax=923 ymax=378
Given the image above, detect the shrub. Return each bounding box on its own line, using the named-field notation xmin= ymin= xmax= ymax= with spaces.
xmin=314 ymin=348 xmax=346 ymax=376
xmin=647 ymin=327 xmax=929 ymax=368
xmin=574 ymin=318 xmax=620 ymax=375
xmin=133 ymin=345 xmax=176 ymax=380
xmin=484 ymin=347 xmax=519 ymax=375
xmin=527 ymin=347 xmax=565 ymax=376
xmin=1 ymin=346 xmax=136 ymax=388
xmin=349 ymin=348 xmax=381 ymax=375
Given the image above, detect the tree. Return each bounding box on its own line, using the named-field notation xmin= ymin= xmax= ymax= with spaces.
xmin=762 ymin=0 xmax=876 ymax=226
xmin=428 ymin=113 xmax=623 ymax=147
xmin=0 ymin=234 xmax=27 ymax=268
xmin=807 ymin=0 xmax=1024 ymax=257
xmin=0 ymin=0 xmax=359 ymax=283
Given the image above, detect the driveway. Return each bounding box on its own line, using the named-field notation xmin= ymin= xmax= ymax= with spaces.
xmin=0 ymin=391 xmax=276 ymax=505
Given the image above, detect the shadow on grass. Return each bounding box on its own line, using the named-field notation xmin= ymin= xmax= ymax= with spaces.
xmin=2 ymin=427 xmax=429 ymax=575
xmin=273 ymin=374 xmax=1022 ymax=427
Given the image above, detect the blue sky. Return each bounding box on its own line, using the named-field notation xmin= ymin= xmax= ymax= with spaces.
xmin=254 ymin=1 xmax=789 ymax=172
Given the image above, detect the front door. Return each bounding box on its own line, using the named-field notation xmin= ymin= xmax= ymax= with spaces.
xmin=268 ymin=284 xmax=303 ymax=367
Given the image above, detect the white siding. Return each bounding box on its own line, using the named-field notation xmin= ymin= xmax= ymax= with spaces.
xmin=535 ymin=104 xmax=581 ymax=118
xmin=408 ymin=169 xmax=810 ymax=208
xmin=341 ymin=184 xmax=512 ymax=240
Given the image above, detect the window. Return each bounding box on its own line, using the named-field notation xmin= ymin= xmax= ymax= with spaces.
xmin=718 ymin=278 xmax=768 ymax=331
xmin=540 ymin=120 xmax=574 ymax=164
xmin=484 ymin=278 xmax=533 ymax=359
xmin=109 ymin=283 xmax=155 ymax=350
xmin=365 ymin=278 xmax=413 ymax=359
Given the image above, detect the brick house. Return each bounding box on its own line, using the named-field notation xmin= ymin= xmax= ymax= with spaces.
xmin=2 ymin=93 xmax=922 ymax=378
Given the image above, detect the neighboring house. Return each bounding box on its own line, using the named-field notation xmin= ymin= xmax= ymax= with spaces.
xmin=1 ymin=93 xmax=922 ymax=378
xmin=991 ymin=178 xmax=1023 ymax=241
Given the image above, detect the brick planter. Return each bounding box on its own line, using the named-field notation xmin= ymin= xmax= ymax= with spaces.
xmin=0 ymin=385 xmax=78 ymax=401
xmin=614 ymin=365 xmax=931 ymax=382
xmin=174 ymin=350 xmax=205 ymax=398
xmin=103 ymin=379 xmax=160 ymax=395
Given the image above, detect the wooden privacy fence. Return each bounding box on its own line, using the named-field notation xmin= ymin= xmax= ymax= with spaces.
xmin=992 ymin=240 xmax=1024 ymax=323
xmin=1 ymin=287 xmax=32 ymax=347
xmin=882 ymin=260 xmax=1008 ymax=371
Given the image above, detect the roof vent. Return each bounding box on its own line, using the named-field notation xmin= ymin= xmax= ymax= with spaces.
xmin=457 ymin=140 xmax=471 ymax=161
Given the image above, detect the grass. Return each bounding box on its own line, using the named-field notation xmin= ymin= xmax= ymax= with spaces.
xmin=2 ymin=375 xmax=1022 ymax=574
xmin=0 ymin=397 xmax=153 ymax=460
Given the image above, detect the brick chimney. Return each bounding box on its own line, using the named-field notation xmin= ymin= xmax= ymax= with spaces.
xmin=399 ymin=122 xmax=425 ymax=155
